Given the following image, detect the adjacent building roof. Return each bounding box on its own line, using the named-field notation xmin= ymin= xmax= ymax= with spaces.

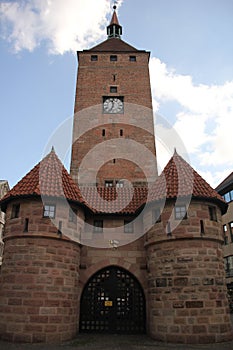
xmin=215 ymin=172 xmax=233 ymax=194
xmin=0 ymin=149 xmax=85 ymax=210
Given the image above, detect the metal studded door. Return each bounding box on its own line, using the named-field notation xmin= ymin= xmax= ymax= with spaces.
xmin=80 ymin=266 xmax=146 ymax=333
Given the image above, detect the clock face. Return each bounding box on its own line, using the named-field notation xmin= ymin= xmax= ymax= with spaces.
xmin=103 ymin=97 xmax=124 ymax=114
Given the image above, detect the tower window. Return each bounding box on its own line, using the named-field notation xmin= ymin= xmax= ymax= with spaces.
xmin=200 ymin=220 xmax=205 ymax=235
xmin=91 ymin=55 xmax=98 ymax=61
xmin=43 ymin=204 xmax=56 ymax=218
xmin=120 ymin=129 xmax=123 ymax=136
xmin=129 ymin=56 xmax=136 ymax=62
xmin=174 ymin=205 xmax=187 ymax=220
xmin=116 ymin=180 xmax=124 ymax=188
xmin=208 ymin=206 xmax=217 ymax=222
xmin=110 ymin=55 xmax=117 ymax=62
xmin=102 ymin=129 xmax=106 ymax=137
xmin=105 ymin=180 xmax=114 ymax=188
xmin=24 ymin=218 xmax=29 ymax=232
xmin=93 ymin=220 xmax=103 ymax=233
xmin=124 ymin=220 xmax=133 ymax=233
xmin=110 ymin=86 xmax=117 ymax=93
xmin=11 ymin=204 xmax=20 ymax=219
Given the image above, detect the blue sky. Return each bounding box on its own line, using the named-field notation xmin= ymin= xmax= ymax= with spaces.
xmin=0 ymin=0 xmax=233 ymax=189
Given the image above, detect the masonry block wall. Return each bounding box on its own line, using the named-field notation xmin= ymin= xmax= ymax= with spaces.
xmin=145 ymin=200 xmax=233 ymax=343
xmin=0 ymin=198 xmax=82 ymax=343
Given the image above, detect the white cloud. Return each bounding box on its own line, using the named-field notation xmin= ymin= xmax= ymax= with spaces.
xmin=0 ymin=0 xmax=123 ymax=54
xmin=149 ymin=57 xmax=233 ymax=186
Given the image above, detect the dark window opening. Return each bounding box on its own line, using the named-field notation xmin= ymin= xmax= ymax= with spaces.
xmin=174 ymin=205 xmax=187 ymax=220
xmin=229 ymin=222 xmax=233 ymax=242
xmin=43 ymin=204 xmax=56 ymax=218
xmin=11 ymin=204 xmax=20 ymax=219
xmin=208 ymin=206 xmax=217 ymax=222
xmin=102 ymin=129 xmax=106 ymax=137
xmin=129 ymin=56 xmax=136 ymax=62
xmin=116 ymin=180 xmax=124 ymax=188
xmin=91 ymin=55 xmax=98 ymax=61
xmin=105 ymin=180 xmax=114 ymax=188
xmin=200 ymin=220 xmax=205 ymax=235
xmin=24 ymin=218 xmax=29 ymax=232
xmin=120 ymin=129 xmax=123 ymax=136
xmin=110 ymin=55 xmax=117 ymax=62
xmin=113 ymin=159 xmax=116 ymax=164
xmin=94 ymin=220 xmax=103 ymax=233
xmin=110 ymin=86 xmax=117 ymax=93
xmin=113 ymin=74 xmax=117 ymax=81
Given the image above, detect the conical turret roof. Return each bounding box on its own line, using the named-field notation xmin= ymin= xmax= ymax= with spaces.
xmin=0 ymin=149 xmax=86 ymax=209
xmin=148 ymin=150 xmax=227 ymax=213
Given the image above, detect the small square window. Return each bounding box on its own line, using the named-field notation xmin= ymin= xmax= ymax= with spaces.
xmin=69 ymin=208 xmax=77 ymax=223
xmin=110 ymin=86 xmax=117 ymax=93
xmin=129 ymin=56 xmax=136 ymax=62
xmin=175 ymin=205 xmax=187 ymax=220
xmin=43 ymin=204 xmax=56 ymax=218
xmin=91 ymin=55 xmax=98 ymax=61
xmin=208 ymin=206 xmax=217 ymax=221
xmin=153 ymin=208 xmax=161 ymax=223
xmin=105 ymin=180 xmax=114 ymax=188
xmin=110 ymin=55 xmax=117 ymax=62
xmin=11 ymin=204 xmax=20 ymax=219
xmin=93 ymin=220 xmax=103 ymax=233
xmin=124 ymin=220 xmax=133 ymax=233
xmin=116 ymin=180 xmax=124 ymax=188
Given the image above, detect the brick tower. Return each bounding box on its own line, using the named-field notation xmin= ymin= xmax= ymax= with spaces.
xmin=0 ymin=5 xmax=232 ymax=345
xmin=70 ymin=6 xmax=157 ymax=187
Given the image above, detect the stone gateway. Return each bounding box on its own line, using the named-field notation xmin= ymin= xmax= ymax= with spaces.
xmin=0 ymin=6 xmax=232 ymax=344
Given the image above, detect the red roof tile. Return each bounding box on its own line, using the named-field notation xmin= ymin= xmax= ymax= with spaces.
xmin=148 ymin=151 xmax=227 ymax=213
xmin=89 ymin=38 xmax=138 ymax=52
xmin=80 ymin=186 xmax=148 ymax=214
xmin=1 ymin=149 xmax=85 ymax=206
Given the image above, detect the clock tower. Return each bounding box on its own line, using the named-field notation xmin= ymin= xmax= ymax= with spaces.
xmin=70 ymin=6 xmax=157 ymax=187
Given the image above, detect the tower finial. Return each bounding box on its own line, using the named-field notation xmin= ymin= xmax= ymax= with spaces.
xmin=107 ymin=2 xmax=122 ymax=39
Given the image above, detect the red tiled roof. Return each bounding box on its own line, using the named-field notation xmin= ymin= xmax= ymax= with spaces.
xmin=80 ymin=186 xmax=148 ymax=214
xmin=1 ymin=150 xmax=227 ymax=215
xmin=89 ymin=38 xmax=138 ymax=52
xmin=148 ymin=151 xmax=227 ymax=213
xmin=0 ymin=149 xmax=85 ymax=207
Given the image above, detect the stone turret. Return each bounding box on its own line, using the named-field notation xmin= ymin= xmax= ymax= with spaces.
xmin=144 ymin=151 xmax=233 ymax=343
xmin=0 ymin=149 xmax=85 ymax=343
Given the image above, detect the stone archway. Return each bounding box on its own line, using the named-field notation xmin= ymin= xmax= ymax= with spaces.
xmin=79 ymin=265 xmax=146 ymax=334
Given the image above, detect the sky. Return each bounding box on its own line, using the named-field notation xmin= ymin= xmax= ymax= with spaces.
xmin=0 ymin=0 xmax=233 ymax=189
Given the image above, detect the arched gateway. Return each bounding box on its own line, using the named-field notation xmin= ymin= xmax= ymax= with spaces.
xmin=80 ymin=266 xmax=146 ymax=334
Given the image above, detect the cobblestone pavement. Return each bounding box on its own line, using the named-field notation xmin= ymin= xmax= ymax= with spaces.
xmin=1 ymin=333 xmax=233 ymax=350
xmin=0 ymin=316 xmax=232 ymax=350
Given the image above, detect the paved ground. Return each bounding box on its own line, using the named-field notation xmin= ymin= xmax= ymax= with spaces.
xmin=1 ymin=333 xmax=233 ymax=350
xmin=0 ymin=315 xmax=233 ymax=350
